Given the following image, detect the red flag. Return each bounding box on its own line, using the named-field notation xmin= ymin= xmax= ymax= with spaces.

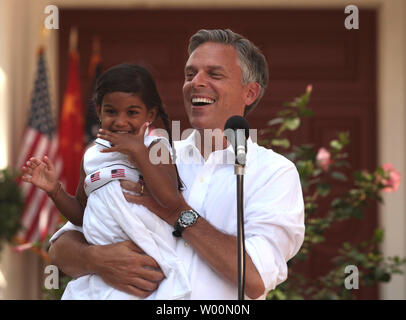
xmin=16 ymin=48 xmax=63 ymax=243
xmin=58 ymin=50 xmax=84 ymax=194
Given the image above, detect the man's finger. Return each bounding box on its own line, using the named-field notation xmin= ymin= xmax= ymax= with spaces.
xmin=120 ymin=179 xmax=139 ymax=191
xmin=121 ymin=284 xmax=154 ymax=299
xmin=129 ymin=277 xmax=161 ymax=292
xmin=123 ymin=191 xmax=144 ymax=204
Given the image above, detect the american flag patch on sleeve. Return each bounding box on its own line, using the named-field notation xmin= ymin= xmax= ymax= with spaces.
xmin=111 ymin=168 xmax=126 ymax=178
xmin=90 ymin=172 xmax=101 ymax=182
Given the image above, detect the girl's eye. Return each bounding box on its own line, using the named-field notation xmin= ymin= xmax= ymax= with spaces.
xmin=104 ymin=109 xmax=115 ymax=114
xmin=128 ymin=110 xmax=139 ymax=116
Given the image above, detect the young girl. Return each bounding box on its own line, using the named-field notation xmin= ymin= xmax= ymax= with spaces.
xmin=21 ymin=64 xmax=191 ymax=299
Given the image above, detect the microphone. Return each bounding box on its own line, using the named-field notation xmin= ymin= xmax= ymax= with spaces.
xmin=224 ymin=115 xmax=250 ymax=166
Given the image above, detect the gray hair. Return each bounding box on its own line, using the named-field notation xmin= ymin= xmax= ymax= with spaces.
xmin=188 ymin=29 xmax=269 ymax=116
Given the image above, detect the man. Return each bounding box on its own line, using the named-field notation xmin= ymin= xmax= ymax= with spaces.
xmin=49 ymin=29 xmax=305 ymax=300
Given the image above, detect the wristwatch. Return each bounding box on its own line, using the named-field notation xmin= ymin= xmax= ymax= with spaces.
xmin=173 ymin=209 xmax=200 ymax=238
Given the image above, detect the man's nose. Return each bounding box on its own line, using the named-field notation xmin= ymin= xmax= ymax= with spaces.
xmin=191 ymin=71 xmax=208 ymax=88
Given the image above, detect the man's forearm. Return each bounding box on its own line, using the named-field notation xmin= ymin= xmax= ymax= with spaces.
xmin=182 ymin=217 xmax=265 ymax=299
xmin=48 ymin=230 xmax=94 ymax=279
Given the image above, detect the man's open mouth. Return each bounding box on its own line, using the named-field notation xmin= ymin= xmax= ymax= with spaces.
xmin=191 ymin=97 xmax=215 ymax=107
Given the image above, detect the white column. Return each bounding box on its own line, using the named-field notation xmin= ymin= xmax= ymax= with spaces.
xmin=378 ymin=0 xmax=406 ymax=299
xmin=0 ymin=0 xmax=49 ymax=300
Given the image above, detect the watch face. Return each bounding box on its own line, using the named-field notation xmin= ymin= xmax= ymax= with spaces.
xmin=181 ymin=211 xmax=196 ymax=225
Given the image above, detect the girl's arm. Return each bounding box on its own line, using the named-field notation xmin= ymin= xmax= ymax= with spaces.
xmin=49 ymin=158 xmax=87 ymax=226
xmin=133 ymin=140 xmax=180 ymax=210
xmin=22 ymin=156 xmax=87 ymax=226
xmin=98 ymin=124 xmax=181 ymax=212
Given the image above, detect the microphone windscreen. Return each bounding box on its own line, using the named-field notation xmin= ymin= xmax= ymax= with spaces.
xmin=224 ymin=115 xmax=250 ymax=139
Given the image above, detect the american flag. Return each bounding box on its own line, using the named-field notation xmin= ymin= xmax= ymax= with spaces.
xmin=111 ymin=168 xmax=125 ymax=178
xmin=90 ymin=172 xmax=100 ymax=182
xmin=16 ymin=48 xmax=63 ymax=244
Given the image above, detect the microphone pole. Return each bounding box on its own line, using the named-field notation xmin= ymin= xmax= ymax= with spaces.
xmin=224 ymin=116 xmax=249 ymax=300
xmin=235 ymin=156 xmax=246 ymax=300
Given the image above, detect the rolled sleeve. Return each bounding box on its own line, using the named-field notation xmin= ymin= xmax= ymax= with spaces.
xmin=244 ymin=161 xmax=305 ymax=292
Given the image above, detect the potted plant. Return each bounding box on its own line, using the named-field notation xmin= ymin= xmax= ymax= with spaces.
xmin=0 ymin=168 xmax=23 ymax=254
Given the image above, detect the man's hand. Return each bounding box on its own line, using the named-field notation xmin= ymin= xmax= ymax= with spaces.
xmin=89 ymin=240 xmax=165 ymax=298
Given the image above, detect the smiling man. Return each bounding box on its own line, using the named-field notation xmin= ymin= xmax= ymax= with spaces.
xmin=49 ymin=29 xmax=305 ymax=300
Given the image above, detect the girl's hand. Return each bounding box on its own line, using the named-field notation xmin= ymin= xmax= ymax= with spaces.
xmin=21 ymin=156 xmax=58 ymax=193
xmin=97 ymin=122 xmax=150 ymax=158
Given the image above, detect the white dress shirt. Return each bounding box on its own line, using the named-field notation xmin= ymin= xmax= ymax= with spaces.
xmin=173 ymin=130 xmax=304 ymax=299
xmin=51 ymin=130 xmax=305 ymax=300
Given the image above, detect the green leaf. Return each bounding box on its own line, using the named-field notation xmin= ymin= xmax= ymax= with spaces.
xmin=284 ymin=117 xmax=301 ymax=131
xmin=271 ymin=138 xmax=290 ymax=149
xmin=330 ymin=140 xmax=343 ymax=151
xmin=338 ymin=131 xmax=350 ymax=146
xmin=317 ymin=183 xmax=331 ymax=197
xmin=267 ymin=118 xmax=284 ymax=126
xmin=331 ymin=171 xmax=347 ymax=181
xmin=372 ymin=228 xmax=384 ymax=243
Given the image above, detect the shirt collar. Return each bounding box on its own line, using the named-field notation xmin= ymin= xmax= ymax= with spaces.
xmin=174 ymin=129 xmax=256 ymax=167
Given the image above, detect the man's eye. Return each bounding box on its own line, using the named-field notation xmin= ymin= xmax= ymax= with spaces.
xmin=104 ymin=109 xmax=115 ymax=114
xmin=210 ymin=73 xmax=222 ymax=79
xmin=185 ymin=72 xmax=195 ymax=80
xmin=128 ymin=110 xmax=139 ymax=116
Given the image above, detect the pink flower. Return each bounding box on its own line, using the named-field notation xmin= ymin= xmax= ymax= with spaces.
xmin=306 ymin=84 xmax=313 ymax=94
xmin=381 ymin=163 xmax=401 ymax=192
xmin=316 ymin=147 xmax=332 ymax=171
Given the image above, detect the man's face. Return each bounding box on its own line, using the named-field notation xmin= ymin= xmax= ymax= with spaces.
xmin=183 ymin=42 xmax=255 ymax=131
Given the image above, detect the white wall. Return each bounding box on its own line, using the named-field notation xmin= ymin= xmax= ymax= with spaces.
xmin=1 ymin=0 xmax=405 ymax=299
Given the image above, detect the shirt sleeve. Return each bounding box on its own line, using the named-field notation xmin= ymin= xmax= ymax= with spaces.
xmin=49 ymin=222 xmax=84 ymax=244
xmin=244 ymin=161 xmax=305 ymax=293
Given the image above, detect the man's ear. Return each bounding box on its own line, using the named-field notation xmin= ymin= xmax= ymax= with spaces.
xmin=243 ymin=82 xmax=261 ymax=107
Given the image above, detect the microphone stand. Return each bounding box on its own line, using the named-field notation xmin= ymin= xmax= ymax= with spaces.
xmin=234 ymin=163 xmax=246 ymax=300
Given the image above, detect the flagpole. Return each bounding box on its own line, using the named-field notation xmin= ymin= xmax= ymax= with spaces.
xmin=69 ymin=26 xmax=78 ymax=53
xmin=89 ymin=36 xmax=101 ymax=77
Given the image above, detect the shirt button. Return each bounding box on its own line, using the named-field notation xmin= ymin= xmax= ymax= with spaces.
xmin=184 ymin=241 xmax=189 ymax=247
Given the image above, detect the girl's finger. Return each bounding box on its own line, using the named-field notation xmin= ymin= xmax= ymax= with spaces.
xmin=97 ymin=132 xmax=115 ymax=143
xmin=43 ymin=156 xmax=55 ymax=171
xmin=21 ymin=166 xmax=33 ymax=175
xmin=137 ymin=122 xmax=150 ymax=138
xmin=29 ymin=157 xmax=42 ymax=166
xmin=21 ymin=175 xmax=32 ymax=183
xmin=98 ymin=128 xmax=115 ymax=137
xmin=100 ymin=146 xmax=118 ymax=153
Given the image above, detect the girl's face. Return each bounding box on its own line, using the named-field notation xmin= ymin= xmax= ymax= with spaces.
xmin=97 ymin=92 xmax=157 ymax=134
